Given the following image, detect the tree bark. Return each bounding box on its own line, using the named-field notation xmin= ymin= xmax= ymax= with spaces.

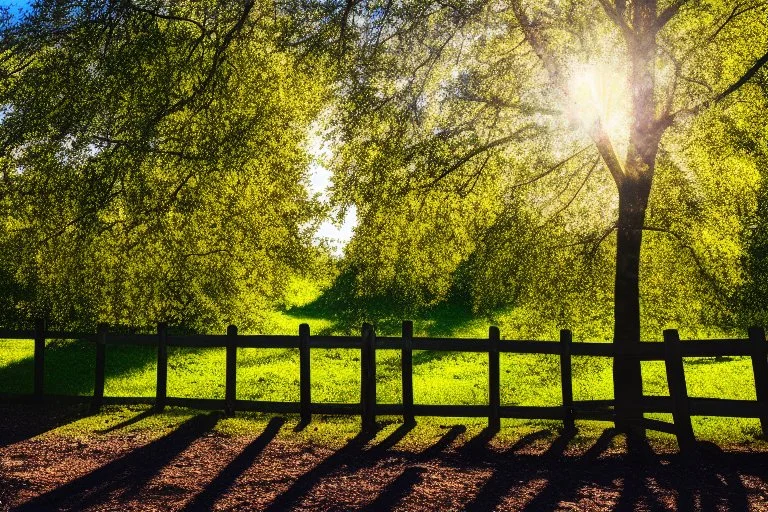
xmin=613 ymin=169 xmax=653 ymax=439
xmin=610 ymin=0 xmax=659 ymax=441
xmin=613 ymin=132 xmax=659 ymax=427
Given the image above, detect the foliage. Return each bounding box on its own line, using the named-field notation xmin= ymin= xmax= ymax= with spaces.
xmin=0 ymin=1 xmax=331 ymax=331
xmin=324 ymin=0 xmax=768 ymax=338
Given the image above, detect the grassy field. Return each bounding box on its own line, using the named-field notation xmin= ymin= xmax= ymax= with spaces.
xmin=0 ymin=281 xmax=765 ymax=448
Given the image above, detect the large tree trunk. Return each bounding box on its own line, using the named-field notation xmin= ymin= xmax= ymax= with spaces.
xmin=612 ymin=0 xmax=659 ymax=440
xmin=613 ymin=167 xmax=653 ymax=439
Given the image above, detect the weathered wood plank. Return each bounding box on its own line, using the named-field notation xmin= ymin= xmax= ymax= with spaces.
xmin=225 ymin=325 xmax=237 ymax=416
xmin=361 ymin=323 xmax=376 ymax=432
xmin=560 ymin=329 xmax=575 ymax=431
xmin=299 ymin=323 xmax=311 ymax=424
xmin=33 ymin=319 xmax=45 ymax=398
xmin=488 ymin=326 xmax=501 ymax=431
xmin=156 ymin=322 xmax=168 ymax=411
xmin=92 ymin=323 xmax=107 ymax=412
xmin=748 ymin=327 xmax=768 ymax=437
xmin=402 ymin=321 xmax=414 ymax=425
xmin=664 ymin=329 xmax=696 ymax=454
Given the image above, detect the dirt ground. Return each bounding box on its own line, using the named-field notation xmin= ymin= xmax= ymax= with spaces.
xmin=1 ymin=406 xmax=768 ymax=511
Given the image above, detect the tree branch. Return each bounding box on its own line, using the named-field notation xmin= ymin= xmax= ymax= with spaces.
xmin=124 ymin=2 xmax=206 ymax=33
xmin=653 ymin=0 xmax=689 ymax=34
xmin=597 ymin=0 xmax=632 ymax=40
xmin=590 ymin=120 xmax=625 ymax=185
xmin=422 ymin=124 xmax=539 ymax=188
xmin=667 ymin=47 xmax=768 ymax=121
xmin=642 ymin=225 xmax=731 ymax=300
xmin=509 ymin=144 xmax=594 ymax=189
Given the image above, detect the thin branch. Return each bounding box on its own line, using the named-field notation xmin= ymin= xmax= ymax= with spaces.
xmin=590 ymin=120 xmax=625 ymax=185
xmin=511 ymin=2 xmax=626 ymax=186
xmin=653 ymin=0 xmax=689 ymax=34
xmin=597 ymin=0 xmax=632 ymax=40
xmin=422 ymin=124 xmax=538 ymax=188
xmin=587 ymin=223 xmax=618 ymax=260
xmin=509 ymin=144 xmax=594 ymax=189
xmin=153 ymin=1 xmax=256 ymax=123
xmin=124 ymin=2 xmax=206 ymax=33
xmin=642 ymin=225 xmax=730 ymax=300
xmin=92 ymin=135 xmax=205 ymax=161
xmin=667 ymin=47 xmax=768 ymax=121
xmin=510 ymin=1 xmax=565 ymax=86
xmin=539 ymin=155 xmax=601 ymax=226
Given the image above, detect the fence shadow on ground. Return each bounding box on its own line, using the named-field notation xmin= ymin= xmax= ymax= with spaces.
xmin=4 ymin=408 xmax=767 ymax=511
xmin=11 ymin=411 xmax=220 ymax=511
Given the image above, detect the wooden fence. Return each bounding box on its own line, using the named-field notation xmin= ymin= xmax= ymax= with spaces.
xmin=1 ymin=321 xmax=767 ymax=453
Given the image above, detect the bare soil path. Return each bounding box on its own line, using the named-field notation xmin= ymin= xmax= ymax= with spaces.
xmin=1 ymin=405 xmax=767 ymax=511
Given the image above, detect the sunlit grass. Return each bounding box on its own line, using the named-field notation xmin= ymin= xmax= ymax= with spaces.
xmin=2 ymin=337 xmax=764 ymax=447
xmin=1 ymin=284 xmax=766 ymax=448
xmin=0 ymin=340 xmax=33 ymax=394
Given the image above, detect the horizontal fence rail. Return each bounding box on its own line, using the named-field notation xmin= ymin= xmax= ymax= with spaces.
xmin=1 ymin=321 xmax=767 ymax=453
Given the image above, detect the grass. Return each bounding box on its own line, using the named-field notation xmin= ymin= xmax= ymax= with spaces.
xmin=0 ymin=280 xmax=766 ymax=449
xmin=2 ymin=339 xmax=765 ymax=448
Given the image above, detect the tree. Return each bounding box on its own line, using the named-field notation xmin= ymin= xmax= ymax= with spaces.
xmin=0 ymin=0 xmax=330 ymax=330
xmin=330 ymin=0 xmax=768 ymax=433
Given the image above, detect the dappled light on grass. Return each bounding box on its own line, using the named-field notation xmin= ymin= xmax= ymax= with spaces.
xmin=309 ymin=349 xmax=361 ymax=405
xmin=103 ymin=345 xmax=157 ymax=398
xmin=412 ymin=351 xmax=486 ymax=406
xmin=3 ymin=338 xmax=768 ymax=445
xmin=167 ymin=348 xmax=225 ymax=399
xmin=236 ymin=348 xmax=300 ymax=402
xmin=684 ymin=357 xmax=757 ymax=400
xmin=0 ymin=339 xmax=33 ymax=394
xmin=501 ymin=354 xmax=561 ymax=406
xmin=572 ymin=356 xmax=614 ymax=402
xmin=375 ymin=350 xmax=402 ymax=404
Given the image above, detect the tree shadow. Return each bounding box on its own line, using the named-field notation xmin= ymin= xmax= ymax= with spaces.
xmin=672 ymin=441 xmax=750 ymax=512
xmin=455 ymin=429 xmax=760 ymax=512
xmin=12 ymin=412 xmax=220 ymax=511
xmin=685 ymin=356 xmax=737 ymax=365
xmin=518 ymin=427 xmax=613 ymax=511
xmin=5 ymin=417 xmax=766 ymax=511
xmin=0 ymin=341 xmax=157 ymax=398
xmin=457 ymin=427 xmax=575 ymax=511
xmin=97 ymin=407 xmax=157 ymax=434
xmin=0 ymin=403 xmax=91 ymax=448
xmin=283 ymin=279 xmax=481 ymax=340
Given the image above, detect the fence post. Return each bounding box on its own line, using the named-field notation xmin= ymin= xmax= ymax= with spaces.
xmin=560 ymin=329 xmax=575 ymax=431
xmin=748 ymin=326 xmax=768 ymax=438
xmin=402 ymin=320 xmax=414 ymax=425
xmin=489 ymin=326 xmax=501 ymax=432
xmin=299 ymin=323 xmax=311 ymax=425
xmin=225 ymin=324 xmax=238 ymax=417
xmin=92 ymin=323 xmax=107 ymax=412
xmin=156 ymin=322 xmax=168 ymax=411
xmin=33 ymin=318 xmax=46 ymax=399
xmin=663 ymin=329 xmax=696 ymax=454
xmin=361 ymin=323 xmax=376 ymax=432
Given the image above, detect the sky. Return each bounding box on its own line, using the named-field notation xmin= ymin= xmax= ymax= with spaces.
xmin=0 ymin=0 xmax=29 ymax=16
xmin=306 ymin=134 xmax=357 ymax=256
xmin=0 ymin=0 xmax=357 ymax=255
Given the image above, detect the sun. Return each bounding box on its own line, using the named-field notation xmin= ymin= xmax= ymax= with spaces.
xmin=567 ymin=62 xmax=630 ymax=145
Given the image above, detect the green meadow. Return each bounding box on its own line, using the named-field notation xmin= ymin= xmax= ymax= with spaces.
xmin=1 ymin=285 xmax=764 ymax=449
